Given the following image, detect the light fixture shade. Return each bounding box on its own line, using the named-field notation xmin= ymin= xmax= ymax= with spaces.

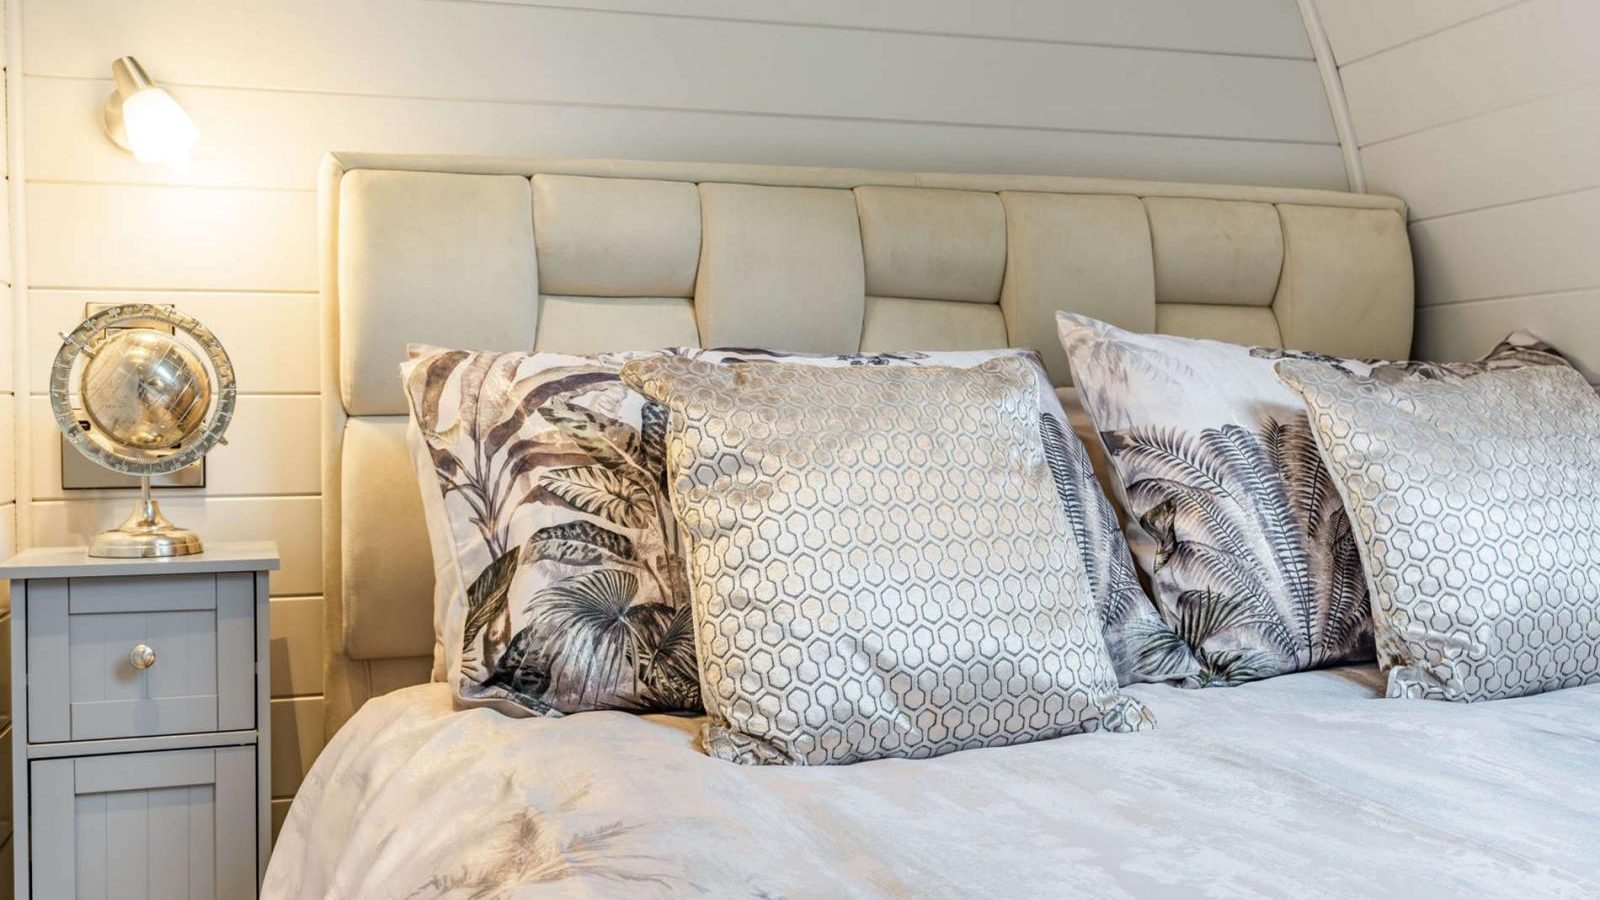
xmin=103 ymin=56 xmax=199 ymax=171
xmin=120 ymin=87 xmax=198 ymax=167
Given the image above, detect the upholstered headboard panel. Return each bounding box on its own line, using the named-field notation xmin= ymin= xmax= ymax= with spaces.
xmin=320 ymin=153 xmax=1413 ymax=734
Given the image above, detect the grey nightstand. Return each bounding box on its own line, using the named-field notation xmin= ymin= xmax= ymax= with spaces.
xmin=0 ymin=542 xmax=277 ymax=899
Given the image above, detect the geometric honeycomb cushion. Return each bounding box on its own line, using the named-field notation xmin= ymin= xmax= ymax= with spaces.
xmin=679 ymin=346 xmax=1198 ymax=687
xmin=1276 ymin=361 xmax=1600 ymax=701
xmin=621 ymin=354 xmax=1156 ymax=764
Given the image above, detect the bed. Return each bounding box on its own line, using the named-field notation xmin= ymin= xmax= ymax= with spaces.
xmin=265 ymin=153 xmax=1600 ymax=897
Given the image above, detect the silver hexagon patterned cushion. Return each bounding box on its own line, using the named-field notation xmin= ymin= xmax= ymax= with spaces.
xmin=622 ymin=354 xmax=1155 ymax=765
xmin=1277 ymin=361 xmax=1600 ymax=702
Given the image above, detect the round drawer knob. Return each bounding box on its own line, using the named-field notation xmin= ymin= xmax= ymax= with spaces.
xmin=129 ymin=644 xmax=158 ymax=670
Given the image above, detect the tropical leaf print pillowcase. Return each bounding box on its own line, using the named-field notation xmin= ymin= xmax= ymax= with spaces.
xmin=1056 ymin=314 xmax=1571 ymax=686
xmin=402 ymin=347 xmax=699 ymax=716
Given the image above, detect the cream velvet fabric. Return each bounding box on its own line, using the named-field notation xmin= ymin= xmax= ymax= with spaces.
xmin=1278 ymin=362 xmax=1600 ymax=702
xmin=622 ymin=356 xmax=1153 ymax=764
xmin=320 ymin=153 xmax=1413 ymax=733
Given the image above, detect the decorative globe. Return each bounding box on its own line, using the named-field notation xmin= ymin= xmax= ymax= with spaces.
xmin=50 ymin=303 xmax=236 ymax=557
xmin=80 ymin=329 xmax=212 ymax=450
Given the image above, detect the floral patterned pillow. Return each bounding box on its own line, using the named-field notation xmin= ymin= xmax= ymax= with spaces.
xmin=402 ymin=347 xmax=698 ymax=715
xmin=1057 ymin=314 xmax=1571 ymax=686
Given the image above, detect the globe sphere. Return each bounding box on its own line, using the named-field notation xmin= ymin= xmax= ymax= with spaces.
xmin=80 ymin=329 xmax=212 ymax=450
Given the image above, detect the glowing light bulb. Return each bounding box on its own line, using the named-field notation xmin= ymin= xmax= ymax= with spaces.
xmin=120 ymin=87 xmax=198 ymax=171
xmin=102 ymin=57 xmax=200 ymax=173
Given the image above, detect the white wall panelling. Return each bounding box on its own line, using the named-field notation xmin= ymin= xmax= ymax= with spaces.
xmin=28 ymin=290 xmax=318 ymax=394
xmin=27 ymin=0 xmax=1337 ymax=143
xmin=26 ymin=77 xmax=1351 ymax=192
xmin=1409 ymin=189 xmax=1600 ymax=308
xmin=1360 ymin=87 xmax=1600 ymax=221
xmin=4 ymin=0 xmax=23 ymax=877
xmin=1314 ymin=0 xmax=1524 ymax=66
xmin=270 ymin=696 xmax=322 ymax=797
xmin=1337 ymin=0 xmax=1600 ymax=146
xmin=27 ymin=496 xmax=320 ymax=595
xmin=268 ymin=596 xmax=323 ymax=698
xmin=1417 ymin=289 xmax=1600 ymax=382
xmin=26 ymin=395 xmax=319 ymax=500
xmin=1317 ymin=0 xmax=1600 ymax=374
xmin=26 ymin=183 xmax=317 ymax=291
xmin=445 ymin=0 xmax=1317 ymax=56
xmin=0 ymin=395 xmax=11 ymax=504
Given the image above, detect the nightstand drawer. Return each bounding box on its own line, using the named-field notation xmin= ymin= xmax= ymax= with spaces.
xmin=26 ymin=573 xmax=257 ymax=743
xmin=30 ymin=747 xmax=258 ymax=897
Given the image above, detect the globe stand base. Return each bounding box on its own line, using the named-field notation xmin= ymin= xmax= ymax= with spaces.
xmin=88 ymin=478 xmax=204 ymax=558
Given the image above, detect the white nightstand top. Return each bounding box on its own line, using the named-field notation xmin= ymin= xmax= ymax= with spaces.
xmin=0 ymin=540 xmax=281 ymax=579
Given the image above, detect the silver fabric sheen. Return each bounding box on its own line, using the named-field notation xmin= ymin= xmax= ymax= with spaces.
xmin=622 ymin=355 xmax=1153 ymax=765
xmin=1278 ymin=362 xmax=1600 ymax=701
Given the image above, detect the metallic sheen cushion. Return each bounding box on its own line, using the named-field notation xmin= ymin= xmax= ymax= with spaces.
xmin=681 ymin=346 xmax=1197 ymax=687
xmin=1277 ymin=362 xmax=1600 ymax=702
xmin=622 ymin=355 xmax=1154 ymax=765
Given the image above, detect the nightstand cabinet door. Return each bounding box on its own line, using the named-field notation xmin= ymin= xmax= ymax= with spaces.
xmin=30 ymin=747 xmax=257 ymax=899
xmin=27 ymin=573 xmax=256 ymax=743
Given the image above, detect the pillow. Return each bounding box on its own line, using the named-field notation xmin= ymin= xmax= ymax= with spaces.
xmin=402 ymin=348 xmax=699 ymax=715
xmin=403 ymin=343 xmax=1195 ymax=716
xmin=684 ymin=347 xmax=1198 ymax=686
xmin=1057 ymin=314 xmax=1570 ymax=686
xmin=621 ymin=355 xmax=1156 ymax=764
xmin=1276 ymin=361 xmax=1600 ymax=701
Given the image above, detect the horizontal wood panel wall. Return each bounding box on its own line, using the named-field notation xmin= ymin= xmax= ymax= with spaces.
xmin=1316 ymin=0 xmax=1600 ymax=380
xmin=2 ymin=0 xmax=14 ymax=877
xmin=13 ymin=0 xmax=1342 ymax=827
xmin=2 ymin=0 xmax=14 ymax=883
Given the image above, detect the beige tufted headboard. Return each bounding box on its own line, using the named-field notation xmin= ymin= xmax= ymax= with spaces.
xmin=319 ymin=152 xmax=1414 ymax=735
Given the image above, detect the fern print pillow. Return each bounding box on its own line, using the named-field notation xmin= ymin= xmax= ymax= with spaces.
xmin=1056 ymin=314 xmax=1570 ymax=686
xmin=401 ymin=347 xmax=699 ymax=716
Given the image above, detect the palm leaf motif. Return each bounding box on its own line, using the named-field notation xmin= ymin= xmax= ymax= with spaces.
xmin=1210 ymin=423 xmax=1315 ymax=656
xmin=462 ymin=546 xmax=521 ymax=656
xmin=1038 ymin=411 xmax=1097 ymax=583
xmin=540 ymin=398 xmax=647 ymax=474
xmin=1105 ymin=415 xmax=1379 ymax=685
xmin=1123 ymin=616 xmax=1200 ymax=679
xmin=525 ymin=569 xmax=655 ymax=708
xmin=1125 ymin=474 xmax=1260 ymax=571
xmin=1264 ymin=414 xmax=1373 ymax=662
xmin=481 ymin=623 xmax=556 ymax=713
xmin=631 ymin=602 xmax=701 ymax=709
xmin=1192 ymin=648 xmax=1282 ymax=686
xmin=540 ymin=466 xmax=655 ymax=529
xmin=1139 ymin=499 xmax=1179 ymax=571
xmin=1320 ymin=509 xmax=1371 ymax=655
xmin=1261 ymin=415 xmax=1333 ymax=541
xmin=1169 ymin=589 xmax=1287 ymax=684
xmin=404 ymin=801 xmax=677 ymax=898
xmin=638 ymin=400 xmax=670 ymax=491
xmin=407 ymin=353 xmax=617 ymax=558
xmin=410 ymin=349 xmax=471 ymax=433
xmin=1038 ymin=412 xmax=1197 ymax=683
xmin=524 ymin=521 xmax=634 ymax=566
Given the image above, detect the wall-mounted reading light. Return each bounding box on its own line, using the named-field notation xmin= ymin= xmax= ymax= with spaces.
xmin=102 ymin=56 xmax=198 ymax=171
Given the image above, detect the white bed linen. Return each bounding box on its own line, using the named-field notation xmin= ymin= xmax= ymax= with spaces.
xmin=265 ymin=668 xmax=1600 ymax=899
